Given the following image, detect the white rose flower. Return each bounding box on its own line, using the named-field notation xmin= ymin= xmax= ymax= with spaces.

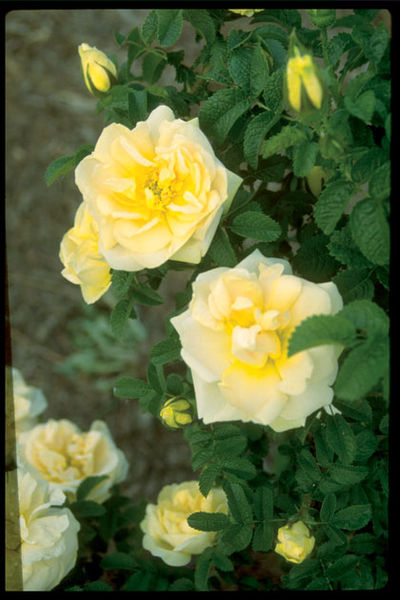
xmin=10 ymin=367 xmax=47 ymax=435
xmin=171 ymin=249 xmax=343 ymax=432
xmin=18 ymin=470 xmax=80 ymax=591
xmin=17 ymin=419 xmax=129 ymax=503
xmin=75 ymin=105 xmax=242 ymax=271
xmin=140 ymin=480 xmax=228 ymax=567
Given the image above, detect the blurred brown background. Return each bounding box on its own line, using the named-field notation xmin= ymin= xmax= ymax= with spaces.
xmin=6 ymin=8 xmax=194 ymax=501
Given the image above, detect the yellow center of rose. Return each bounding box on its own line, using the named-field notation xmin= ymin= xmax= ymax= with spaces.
xmin=144 ymin=168 xmax=183 ymax=211
xmin=206 ymin=267 xmax=293 ymax=369
xmin=31 ymin=432 xmax=92 ymax=484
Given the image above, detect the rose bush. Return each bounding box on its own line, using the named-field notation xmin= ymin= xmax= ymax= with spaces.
xmin=18 ymin=470 xmax=80 ymax=591
xmin=17 ymin=418 xmax=129 ymax=502
xmin=140 ymin=481 xmax=228 ymax=567
xmin=171 ymin=249 xmax=343 ymax=431
xmin=74 ymin=105 xmax=242 ymax=272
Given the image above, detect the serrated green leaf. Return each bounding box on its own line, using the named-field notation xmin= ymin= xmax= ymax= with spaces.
xmin=252 ymin=521 xmax=274 ymax=552
xmin=130 ymin=284 xmax=163 ymax=306
xmin=183 ymin=9 xmax=216 ymax=46
xmin=113 ymin=376 xmax=151 ymax=399
xmin=199 ymin=463 xmax=222 ymax=497
xmin=76 ymin=475 xmax=109 ymax=502
xmin=293 ymin=233 xmax=340 ymax=283
xmin=150 ymin=336 xmax=181 ymax=365
xmin=355 ymin=429 xmax=379 ymax=462
xmin=253 ymin=485 xmax=273 ymax=521
xmin=345 ymin=90 xmax=376 ymax=123
xmin=350 ymin=533 xmax=377 ymax=555
xmin=229 ymin=45 xmax=269 ymax=97
xmin=298 ymin=448 xmax=322 ymax=483
xmin=199 ymin=88 xmax=251 ymax=146
xmin=155 ymin=9 xmax=183 ymax=47
xmin=223 ymin=481 xmax=252 ymax=524
xmin=331 ymin=504 xmax=372 ymax=530
xmin=293 ymin=140 xmax=318 ymax=177
xmin=335 ymin=335 xmax=389 ymax=401
xmin=326 ymin=554 xmax=359 ymax=580
xmin=314 ymin=427 xmax=333 ymax=468
xmin=262 ymin=124 xmax=307 ymax=159
xmin=230 ymin=211 xmax=281 ymax=242
xmin=339 ymin=299 xmax=389 ymax=336
xmin=207 ymin=227 xmax=237 ymax=267
xmin=244 ymin=111 xmax=280 ymax=170
xmin=141 ymin=10 xmax=158 ymax=44
xmin=45 ymin=144 xmax=93 ymax=186
xmin=194 ymin=548 xmax=213 ymax=591
xmin=128 ymin=89 xmax=147 ymax=126
xmin=330 ymin=464 xmax=369 ymax=485
xmin=314 ymin=179 xmax=355 ymax=235
xmin=288 ymin=314 xmax=356 ymax=357
xmin=221 ymin=524 xmax=253 ymax=554
xmin=188 ymin=511 xmax=230 ymax=531
xmin=101 ymin=552 xmax=136 ymax=570
xmin=320 ymin=493 xmax=337 ymax=522
xmin=110 ymin=270 xmax=135 ymax=299
xmin=328 ymin=225 xmax=371 ymax=269
xmin=351 ymin=147 xmax=386 ymax=185
xmin=325 ymin=414 xmax=357 ymax=465
xmin=110 ymin=298 xmax=135 ymax=339
xmin=369 ymin=161 xmax=390 ymax=201
xmin=221 ymin=456 xmax=257 ymax=480
xmin=333 ymin=268 xmax=374 ymax=303
xmin=192 ymin=447 xmax=214 ymax=471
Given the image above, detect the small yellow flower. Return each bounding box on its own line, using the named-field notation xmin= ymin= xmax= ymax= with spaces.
xmin=160 ymin=397 xmax=193 ymax=429
xmin=78 ymin=43 xmax=117 ymax=95
xmin=275 ymin=521 xmax=315 ymax=564
xmin=287 ymin=51 xmax=323 ymax=113
xmin=229 ymin=9 xmax=263 ymax=17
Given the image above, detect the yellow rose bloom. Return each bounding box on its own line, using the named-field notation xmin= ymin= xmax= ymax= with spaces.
xmin=229 ymin=9 xmax=263 ymax=17
xmin=171 ymin=249 xmax=343 ymax=432
xmin=10 ymin=367 xmax=47 ymax=435
xmin=18 ymin=470 xmax=80 ymax=591
xmin=59 ymin=202 xmax=112 ymax=304
xmin=140 ymin=480 xmax=228 ymax=566
xmin=17 ymin=419 xmax=129 ymax=503
xmin=78 ymin=42 xmax=117 ymax=94
xmin=275 ymin=521 xmax=315 ymax=564
xmin=287 ymin=52 xmax=323 ymax=113
xmin=74 ymin=105 xmax=242 ymax=271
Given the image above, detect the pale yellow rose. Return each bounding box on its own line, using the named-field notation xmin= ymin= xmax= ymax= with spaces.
xmin=18 ymin=469 xmax=80 ymax=591
xmin=78 ymin=42 xmax=118 ymax=94
xmin=10 ymin=367 xmax=47 ymax=435
xmin=59 ymin=202 xmax=112 ymax=304
xmin=140 ymin=480 xmax=228 ymax=566
xmin=171 ymin=249 xmax=343 ymax=432
xmin=17 ymin=419 xmax=129 ymax=503
xmin=229 ymin=9 xmax=263 ymax=17
xmin=75 ymin=105 xmax=242 ymax=271
xmin=275 ymin=521 xmax=315 ymax=564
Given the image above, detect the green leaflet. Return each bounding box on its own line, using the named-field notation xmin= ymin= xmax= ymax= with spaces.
xmin=314 ymin=179 xmax=355 ymax=235
xmin=287 ymin=314 xmax=356 ymax=357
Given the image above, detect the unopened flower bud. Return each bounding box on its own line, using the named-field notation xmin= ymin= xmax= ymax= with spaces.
xmin=160 ymin=397 xmax=193 ymax=429
xmin=306 ymin=165 xmax=325 ymax=197
xmin=286 ymin=32 xmax=325 ymax=116
xmin=307 ymin=9 xmax=336 ymax=28
xmin=78 ymin=43 xmax=117 ymax=95
xmin=275 ymin=521 xmax=315 ymax=564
